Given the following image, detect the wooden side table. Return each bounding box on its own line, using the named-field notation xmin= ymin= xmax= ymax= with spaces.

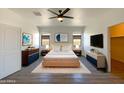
xmin=41 ymin=49 xmax=50 ymax=56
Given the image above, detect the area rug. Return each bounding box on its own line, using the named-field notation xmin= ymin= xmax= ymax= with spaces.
xmin=32 ymin=61 xmax=91 ymax=74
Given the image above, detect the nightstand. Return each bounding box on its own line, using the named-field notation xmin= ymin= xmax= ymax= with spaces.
xmin=41 ymin=49 xmax=50 ymax=56
xmin=73 ymin=49 xmax=82 ymax=56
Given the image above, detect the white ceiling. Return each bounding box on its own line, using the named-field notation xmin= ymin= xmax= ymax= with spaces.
xmin=9 ymin=8 xmax=111 ymax=27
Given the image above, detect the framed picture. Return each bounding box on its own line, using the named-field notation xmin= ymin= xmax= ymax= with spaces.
xmin=22 ymin=33 xmax=33 ymax=46
xmin=55 ymin=33 xmax=68 ymax=42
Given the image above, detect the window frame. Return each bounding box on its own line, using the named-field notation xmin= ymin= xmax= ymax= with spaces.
xmin=41 ymin=35 xmax=50 ymax=49
xmin=72 ymin=35 xmax=81 ymax=49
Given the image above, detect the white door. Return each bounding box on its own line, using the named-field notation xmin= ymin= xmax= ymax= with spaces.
xmin=0 ymin=27 xmax=4 ymax=78
xmin=0 ymin=24 xmax=21 ymax=79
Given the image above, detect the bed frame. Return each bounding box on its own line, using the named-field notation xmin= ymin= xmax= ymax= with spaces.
xmin=42 ymin=50 xmax=80 ymax=68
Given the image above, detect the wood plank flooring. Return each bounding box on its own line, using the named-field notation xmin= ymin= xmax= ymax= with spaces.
xmin=1 ymin=56 xmax=124 ymax=84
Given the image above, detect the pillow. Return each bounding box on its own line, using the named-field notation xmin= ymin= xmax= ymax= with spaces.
xmin=62 ymin=45 xmax=72 ymax=51
xmin=53 ymin=45 xmax=60 ymax=52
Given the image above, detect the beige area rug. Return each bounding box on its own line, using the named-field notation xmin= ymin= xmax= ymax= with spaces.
xmin=32 ymin=61 xmax=91 ymax=74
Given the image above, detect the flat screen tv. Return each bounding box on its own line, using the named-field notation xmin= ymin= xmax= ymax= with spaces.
xmin=90 ymin=34 xmax=103 ymax=48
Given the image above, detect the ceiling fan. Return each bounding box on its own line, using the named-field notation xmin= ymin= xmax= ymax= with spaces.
xmin=48 ymin=8 xmax=74 ymax=22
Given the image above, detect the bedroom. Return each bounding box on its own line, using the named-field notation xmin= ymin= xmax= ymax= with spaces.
xmin=0 ymin=8 xmax=124 ymax=84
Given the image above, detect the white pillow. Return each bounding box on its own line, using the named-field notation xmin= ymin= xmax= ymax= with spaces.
xmin=53 ymin=45 xmax=60 ymax=52
xmin=62 ymin=45 xmax=72 ymax=51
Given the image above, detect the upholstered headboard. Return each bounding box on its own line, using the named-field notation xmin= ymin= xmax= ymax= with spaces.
xmin=52 ymin=44 xmax=72 ymax=52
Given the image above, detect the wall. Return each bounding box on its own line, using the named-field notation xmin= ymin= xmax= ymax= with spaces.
xmin=19 ymin=17 xmax=39 ymax=50
xmin=0 ymin=9 xmax=39 ymax=50
xmin=39 ymin=26 xmax=85 ymax=55
xmin=111 ymin=37 xmax=124 ymax=62
xmin=83 ymin=9 xmax=124 ymax=72
xmin=109 ymin=23 xmax=124 ymax=37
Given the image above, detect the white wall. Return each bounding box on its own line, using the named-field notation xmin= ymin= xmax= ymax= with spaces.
xmin=39 ymin=26 xmax=85 ymax=55
xmin=83 ymin=9 xmax=124 ymax=72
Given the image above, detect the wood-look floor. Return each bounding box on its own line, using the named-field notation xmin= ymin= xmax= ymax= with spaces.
xmin=1 ymin=56 xmax=124 ymax=84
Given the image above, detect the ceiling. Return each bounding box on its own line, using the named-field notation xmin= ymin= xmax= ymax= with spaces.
xmin=9 ymin=8 xmax=111 ymax=27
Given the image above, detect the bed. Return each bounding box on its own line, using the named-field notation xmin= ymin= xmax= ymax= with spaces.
xmin=42 ymin=48 xmax=80 ymax=68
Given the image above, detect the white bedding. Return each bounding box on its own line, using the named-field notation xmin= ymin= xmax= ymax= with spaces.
xmin=48 ymin=50 xmax=75 ymax=55
xmin=44 ymin=50 xmax=78 ymax=59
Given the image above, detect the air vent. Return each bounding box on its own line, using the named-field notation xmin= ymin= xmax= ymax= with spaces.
xmin=33 ymin=11 xmax=42 ymax=16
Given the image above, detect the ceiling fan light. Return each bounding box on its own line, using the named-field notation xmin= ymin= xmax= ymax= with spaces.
xmin=57 ymin=17 xmax=63 ymax=22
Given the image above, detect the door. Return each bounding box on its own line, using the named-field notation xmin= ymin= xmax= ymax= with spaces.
xmin=0 ymin=28 xmax=4 ymax=79
xmin=0 ymin=24 xmax=21 ymax=79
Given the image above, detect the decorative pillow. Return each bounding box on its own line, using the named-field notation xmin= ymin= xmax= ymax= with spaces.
xmin=62 ymin=45 xmax=72 ymax=51
xmin=53 ymin=45 xmax=60 ymax=52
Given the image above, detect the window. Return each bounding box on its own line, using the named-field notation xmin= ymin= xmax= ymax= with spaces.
xmin=41 ymin=35 xmax=50 ymax=49
xmin=73 ymin=35 xmax=81 ymax=49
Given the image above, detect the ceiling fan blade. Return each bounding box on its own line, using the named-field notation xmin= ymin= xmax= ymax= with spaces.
xmin=63 ymin=16 xmax=74 ymax=19
xmin=61 ymin=8 xmax=70 ymax=15
xmin=48 ymin=9 xmax=58 ymax=15
xmin=48 ymin=16 xmax=58 ymax=19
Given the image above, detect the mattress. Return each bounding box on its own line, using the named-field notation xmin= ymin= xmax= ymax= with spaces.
xmin=42 ymin=50 xmax=80 ymax=67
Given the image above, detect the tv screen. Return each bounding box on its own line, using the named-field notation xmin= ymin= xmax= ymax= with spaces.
xmin=90 ymin=34 xmax=103 ymax=48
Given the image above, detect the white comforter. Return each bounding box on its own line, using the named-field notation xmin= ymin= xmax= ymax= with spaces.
xmin=44 ymin=50 xmax=78 ymax=59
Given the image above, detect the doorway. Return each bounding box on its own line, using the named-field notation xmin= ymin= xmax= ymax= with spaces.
xmin=109 ymin=23 xmax=124 ymax=73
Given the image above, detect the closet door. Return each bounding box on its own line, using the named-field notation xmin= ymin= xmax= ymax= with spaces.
xmin=0 ymin=24 xmax=21 ymax=79
xmin=4 ymin=26 xmax=21 ymax=77
xmin=0 ymin=27 xmax=4 ymax=79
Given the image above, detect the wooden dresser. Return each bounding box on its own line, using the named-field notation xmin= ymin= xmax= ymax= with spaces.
xmin=22 ymin=48 xmax=39 ymax=66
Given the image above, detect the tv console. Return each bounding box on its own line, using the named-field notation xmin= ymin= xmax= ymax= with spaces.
xmin=86 ymin=51 xmax=106 ymax=69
